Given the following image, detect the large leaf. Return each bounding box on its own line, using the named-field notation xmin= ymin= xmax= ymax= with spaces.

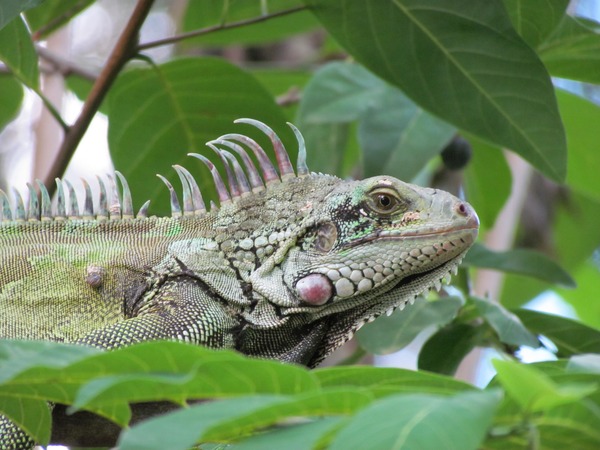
xmin=463 ymin=243 xmax=575 ymax=287
xmin=297 ymin=61 xmax=455 ymax=181
xmin=0 ymin=75 xmax=23 ymax=131
xmin=329 ymin=390 xmax=501 ymax=450
xmin=314 ymin=366 xmax=474 ymax=397
xmin=0 ymin=0 xmax=42 ymax=30
xmin=0 ymin=16 xmax=39 ymax=88
xmin=356 ymin=297 xmax=462 ymax=354
xmin=108 ymin=57 xmax=292 ymax=217
xmin=539 ymin=16 xmax=600 ymax=84
xmin=502 ymin=0 xmax=569 ymax=48
xmin=304 ymin=0 xmax=567 ymax=181
xmin=514 ymin=309 xmax=600 ymax=357
xmin=182 ymin=0 xmax=316 ymax=45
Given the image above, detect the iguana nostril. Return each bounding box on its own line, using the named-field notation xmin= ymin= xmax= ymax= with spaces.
xmin=457 ymin=203 xmax=468 ymax=216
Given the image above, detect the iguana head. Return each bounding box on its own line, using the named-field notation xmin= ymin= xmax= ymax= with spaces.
xmin=198 ymin=119 xmax=478 ymax=365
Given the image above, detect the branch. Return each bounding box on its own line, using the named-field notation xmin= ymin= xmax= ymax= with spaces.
xmin=43 ymin=0 xmax=155 ymax=190
xmin=37 ymin=45 xmax=97 ymax=81
xmin=137 ymin=5 xmax=306 ymax=52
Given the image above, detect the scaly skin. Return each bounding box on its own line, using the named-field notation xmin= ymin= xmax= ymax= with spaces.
xmin=0 ymin=120 xmax=478 ymax=447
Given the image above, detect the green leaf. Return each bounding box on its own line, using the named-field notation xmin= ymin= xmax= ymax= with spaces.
xmin=25 ymin=0 xmax=94 ymax=37
xmin=314 ymin=366 xmax=474 ymax=397
xmin=568 ymin=354 xmax=600 ymax=374
xmin=118 ymin=396 xmax=285 ymax=450
xmin=119 ymin=389 xmax=371 ymax=450
xmin=108 ymin=57 xmax=291 ymax=217
xmin=297 ymin=61 xmax=455 ymax=180
xmin=357 ymin=297 xmax=462 ymax=354
xmin=470 ymin=297 xmax=539 ymax=348
xmin=539 ymin=16 xmax=600 ymax=84
xmin=463 ymin=243 xmax=576 ymax=287
xmin=514 ymin=309 xmax=600 ymax=357
xmin=0 ymin=75 xmax=23 ymax=131
xmin=0 ymin=16 xmax=39 ymax=88
xmin=329 ymin=390 xmax=501 ymax=450
xmin=502 ymin=0 xmax=569 ymax=48
xmin=305 ymin=0 xmax=567 ymax=181
xmin=182 ymin=0 xmax=316 ymax=45
xmin=492 ymin=359 xmax=597 ymax=412
xmin=0 ymin=0 xmax=43 ymax=30
xmin=463 ymin=134 xmax=511 ymax=228
xmin=419 ymin=323 xmax=483 ymax=375
xmin=231 ymin=417 xmax=345 ymax=450
xmin=0 ymin=396 xmax=51 ymax=446
xmin=557 ymin=89 xmax=600 ymax=202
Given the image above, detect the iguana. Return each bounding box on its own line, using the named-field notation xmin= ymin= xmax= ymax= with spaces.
xmin=0 ymin=119 xmax=478 ymax=448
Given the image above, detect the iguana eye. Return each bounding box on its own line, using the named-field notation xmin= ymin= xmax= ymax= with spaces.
xmin=367 ymin=189 xmax=402 ymax=214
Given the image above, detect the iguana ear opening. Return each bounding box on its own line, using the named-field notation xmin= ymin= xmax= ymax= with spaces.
xmin=314 ymin=222 xmax=338 ymax=252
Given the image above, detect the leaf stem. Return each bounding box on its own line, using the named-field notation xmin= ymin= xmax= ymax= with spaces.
xmin=137 ymin=5 xmax=307 ymax=52
xmin=43 ymin=0 xmax=155 ymax=190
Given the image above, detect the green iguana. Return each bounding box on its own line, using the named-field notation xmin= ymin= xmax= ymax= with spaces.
xmin=0 ymin=119 xmax=478 ymax=448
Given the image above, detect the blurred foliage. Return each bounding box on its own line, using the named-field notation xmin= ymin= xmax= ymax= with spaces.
xmin=1 ymin=0 xmax=600 ymax=448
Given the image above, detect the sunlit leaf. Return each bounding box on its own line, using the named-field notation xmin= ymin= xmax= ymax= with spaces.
xmin=514 ymin=309 xmax=600 ymax=356
xmin=357 ymin=297 xmax=462 ymax=354
xmin=464 ymin=243 xmax=575 ymax=287
xmin=539 ymin=16 xmax=600 ymax=84
xmin=556 ymin=89 xmax=600 ymax=202
xmin=305 ymin=0 xmax=567 ymax=181
xmin=329 ymin=390 xmax=501 ymax=450
xmin=492 ymin=359 xmax=597 ymax=412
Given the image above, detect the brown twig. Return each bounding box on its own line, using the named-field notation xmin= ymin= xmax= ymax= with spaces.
xmin=43 ymin=0 xmax=155 ymax=190
xmin=137 ymin=5 xmax=306 ymax=52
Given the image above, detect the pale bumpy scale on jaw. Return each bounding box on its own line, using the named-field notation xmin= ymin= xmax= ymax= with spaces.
xmin=0 ymin=118 xmax=479 ymax=450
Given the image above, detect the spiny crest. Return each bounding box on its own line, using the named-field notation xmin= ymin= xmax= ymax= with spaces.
xmin=0 ymin=119 xmax=309 ymax=223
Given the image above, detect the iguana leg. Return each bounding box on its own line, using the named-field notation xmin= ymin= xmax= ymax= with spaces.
xmin=77 ymin=277 xmax=241 ymax=350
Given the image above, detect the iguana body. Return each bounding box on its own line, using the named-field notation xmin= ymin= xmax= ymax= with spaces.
xmin=0 ymin=119 xmax=478 ymax=447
